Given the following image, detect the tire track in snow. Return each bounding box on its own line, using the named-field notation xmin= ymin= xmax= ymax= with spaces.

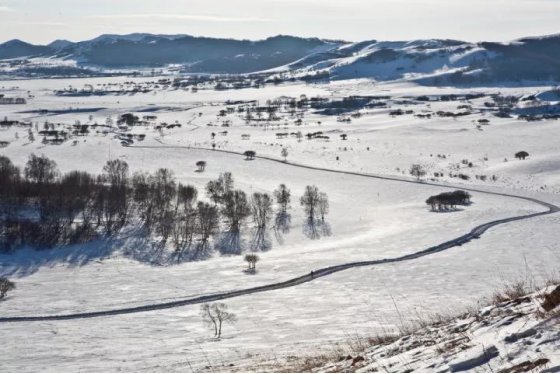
xmin=1 ymin=146 xmax=557 ymax=323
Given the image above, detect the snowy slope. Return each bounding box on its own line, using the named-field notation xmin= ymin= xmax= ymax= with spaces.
xmin=305 ymin=284 xmax=560 ymax=373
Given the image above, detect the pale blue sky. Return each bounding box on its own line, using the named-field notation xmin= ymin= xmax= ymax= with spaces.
xmin=1 ymin=0 xmax=559 ymax=44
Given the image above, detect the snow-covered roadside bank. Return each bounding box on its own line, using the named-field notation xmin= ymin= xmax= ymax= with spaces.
xmin=230 ymin=281 xmax=560 ymax=373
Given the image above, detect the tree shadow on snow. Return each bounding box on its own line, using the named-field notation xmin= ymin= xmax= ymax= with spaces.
xmin=302 ymin=218 xmax=332 ymax=240
xmin=215 ymin=231 xmax=244 ymax=255
xmin=0 ymin=232 xmax=127 ymax=278
xmin=429 ymin=208 xmax=465 ymax=213
xmin=273 ymin=213 xmax=291 ymax=244
xmin=249 ymin=228 xmax=272 ymax=252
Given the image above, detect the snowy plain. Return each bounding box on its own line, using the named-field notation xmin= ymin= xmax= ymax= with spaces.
xmin=0 ymin=77 xmax=559 ymax=371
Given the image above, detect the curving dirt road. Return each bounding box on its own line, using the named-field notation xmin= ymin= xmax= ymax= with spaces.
xmin=0 ymin=146 xmax=557 ymax=323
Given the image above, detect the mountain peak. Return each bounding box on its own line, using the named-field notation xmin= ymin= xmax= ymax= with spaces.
xmin=48 ymin=39 xmax=74 ymax=49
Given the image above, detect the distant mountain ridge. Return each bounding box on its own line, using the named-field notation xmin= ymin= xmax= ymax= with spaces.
xmin=53 ymin=34 xmax=337 ymax=73
xmin=0 ymin=39 xmax=54 ymax=59
xmin=0 ymin=33 xmax=339 ymax=73
xmin=1 ymin=32 xmax=560 ymax=82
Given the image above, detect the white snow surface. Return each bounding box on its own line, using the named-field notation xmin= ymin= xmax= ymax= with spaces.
xmin=309 ymin=285 xmax=560 ymax=373
xmin=0 ymin=77 xmax=559 ymax=372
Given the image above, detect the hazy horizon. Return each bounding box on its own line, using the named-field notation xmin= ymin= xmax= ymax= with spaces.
xmin=1 ymin=0 xmax=559 ymax=45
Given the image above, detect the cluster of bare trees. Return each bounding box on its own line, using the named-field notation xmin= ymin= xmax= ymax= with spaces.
xmin=132 ymin=168 xmax=222 ymax=260
xmin=300 ymin=185 xmax=330 ymax=239
xmin=300 ymin=185 xmax=329 ymax=222
xmin=0 ymin=154 xmax=217 ymax=258
xmin=426 ymin=190 xmax=472 ymax=211
xmin=1 ymin=154 xmax=332 ymax=261
xmin=207 ymin=172 xmax=291 ymax=254
xmin=1 ymin=153 xmax=117 ymax=250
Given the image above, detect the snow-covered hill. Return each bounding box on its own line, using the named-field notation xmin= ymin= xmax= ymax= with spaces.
xmin=2 ymin=33 xmax=560 ymax=82
xmin=315 ymin=285 xmax=560 ymax=373
xmin=275 ymin=34 xmax=560 ymax=85
xmin=236 ymin=283 xmax=560 ymax=373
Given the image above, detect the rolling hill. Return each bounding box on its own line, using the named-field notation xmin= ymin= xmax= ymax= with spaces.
xmin=2 ymin=32 xmax=560 ymax=83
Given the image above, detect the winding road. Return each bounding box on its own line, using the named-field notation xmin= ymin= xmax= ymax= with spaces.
xmin=1 ymin=146 xmax=558 ymax=323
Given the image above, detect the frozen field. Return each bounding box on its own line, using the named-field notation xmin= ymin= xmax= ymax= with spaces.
xmin=1 ymin=77 xmax=559 ymax=371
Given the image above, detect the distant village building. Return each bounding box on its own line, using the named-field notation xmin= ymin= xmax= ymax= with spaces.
xmin=0 ymin=97 xmax=27 ymax=105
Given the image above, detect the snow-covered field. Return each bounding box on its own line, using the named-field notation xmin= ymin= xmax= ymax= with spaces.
xmin=0 ymin=77 xmax=559 ymax=372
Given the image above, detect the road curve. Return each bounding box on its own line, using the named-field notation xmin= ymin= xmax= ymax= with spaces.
xmin=1 ymin=146 xmax=557 ymax=323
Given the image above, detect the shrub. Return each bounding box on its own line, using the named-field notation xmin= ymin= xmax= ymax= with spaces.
xmin=0 ymin=278 xmax=15 ymax=299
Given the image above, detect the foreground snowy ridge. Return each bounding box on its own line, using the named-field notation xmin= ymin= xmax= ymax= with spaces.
xmin=236 ymin=283 xmax=560 ymax=373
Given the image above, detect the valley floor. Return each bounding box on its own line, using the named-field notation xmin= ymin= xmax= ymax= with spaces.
xmin=0 ymin=78 xmax=559 ymax=371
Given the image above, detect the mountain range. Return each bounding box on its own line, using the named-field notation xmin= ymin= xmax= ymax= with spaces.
xmin=1 ymin=33 xmax=559 ymax=83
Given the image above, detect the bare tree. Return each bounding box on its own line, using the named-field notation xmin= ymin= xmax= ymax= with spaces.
xmin=410 ymin=164 xmax=427 ymax=180
xmin=200 ymin=303 xmax=237 ymax=338
xmin=218 ymin=190 xmax=251 ymax=254
xmin=196 ymin=202 xmax=219 ymax=251
xmin=132 ymin=171 xmax=156 ymax=230
xmin=102 ymin=159 xmax=129 ymax=187
xmin=222 ymin=190 xmax=251 ymax=233
xmin=24 ymin=153 xmax=59 ymax=184
xmin=274 ymin=184 xmax=291 ymax=215
xmin=177 ymin=184 xmax=198 ymax=211
xmin=0 ymin=278 xmax=15 ymax=299
xmin=206 ymin=172 xmax=234 ymax=205
xmin=172 ymin=184 xmax=199 ymax=251
xmin=300 ymin=185 xmax=321 ymax=222
xmin=281 ymin=148 xmax=288 ymax=162
xmin=251 ymin=193 xmax=273 ymax=230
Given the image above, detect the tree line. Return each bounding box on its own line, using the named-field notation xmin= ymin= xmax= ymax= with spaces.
xmin=0 ymin=154 xmax=330 ymax=260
